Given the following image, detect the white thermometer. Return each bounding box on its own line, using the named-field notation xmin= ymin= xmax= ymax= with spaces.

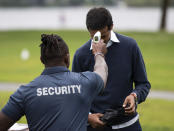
xmin=93 ymin=31 xmax=101 ymax=43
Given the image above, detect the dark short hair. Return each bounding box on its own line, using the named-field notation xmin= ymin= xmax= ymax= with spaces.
xmin=40 ymin=34 xmax=69 ymax=64
xmin=86 ymin=7 xmax=113 ymax=30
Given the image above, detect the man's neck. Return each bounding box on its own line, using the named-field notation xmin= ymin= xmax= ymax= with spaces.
xmin=45 ymin=63 xmax=67 ymax=68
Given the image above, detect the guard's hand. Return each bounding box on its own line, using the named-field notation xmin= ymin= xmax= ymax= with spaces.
xmin=92 ymin=39 xmax=107 ymax=55
xmin=88 ymin=113 xmax=105 ymax=128
xmin=123 ymin=94 xmax=136 ymax=115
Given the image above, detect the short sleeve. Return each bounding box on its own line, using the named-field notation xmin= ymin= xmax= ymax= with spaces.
xmin=81 ymin=71 xmax=104 ymax=97
xmin=2 ymin=86 xmax=25 ymax=121
xmin=92 ymin=72 xmax=104 ymax=94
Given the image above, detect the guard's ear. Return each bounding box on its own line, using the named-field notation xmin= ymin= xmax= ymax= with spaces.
xmin=40 ymin=56 xmax=45 ymax=64
xmin=64 ymin=54 xmax=70 ymax=68
xmin=40 ymin=56 xmax=43 ymax=64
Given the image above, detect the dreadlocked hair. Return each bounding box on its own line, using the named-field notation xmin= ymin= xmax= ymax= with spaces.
xmin=40 ymin=34 xmax=69 ymax=64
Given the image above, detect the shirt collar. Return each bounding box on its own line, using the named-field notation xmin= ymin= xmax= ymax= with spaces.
xmin=41 ymin=66 xmax=70 ymax=75
xmin=90 ymin=30 xmax=120 ymax=50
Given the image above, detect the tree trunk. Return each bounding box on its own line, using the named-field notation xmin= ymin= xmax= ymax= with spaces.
xmin=160 ymin=0 xmax=169 ymax=31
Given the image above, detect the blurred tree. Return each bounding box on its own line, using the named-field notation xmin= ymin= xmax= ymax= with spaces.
xmin=69 ymin=0 xmax=85 ymax=6
xmin=124 ymin=0 xmax=160 ymax=7
xmin=103 ymin=0 xmax=115 ymax=5
xmin=160 ymin=0 xmax=170 ymax=31
xmin=1 ymin=0 xmax=173 ymax=7
xmin=124 ymin=0 xmax=174 ymax=7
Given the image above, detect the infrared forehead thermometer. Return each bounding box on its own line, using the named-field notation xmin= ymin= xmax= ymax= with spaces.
xmin=93 ymin=31 xmax=101 ymax=43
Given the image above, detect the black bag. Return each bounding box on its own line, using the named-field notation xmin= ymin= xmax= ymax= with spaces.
xmin=99 ymin=107 xmax=126 ymax=126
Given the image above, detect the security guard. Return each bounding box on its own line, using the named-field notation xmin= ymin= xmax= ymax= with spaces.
xmin=0 ymin=34 xmax=108 ymax=131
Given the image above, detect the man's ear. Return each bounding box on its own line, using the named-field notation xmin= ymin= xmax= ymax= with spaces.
xmin=40 ymin=56 xmax=44 ymax=64
xmin=40 ymin=56 xmax=42 ymax=63
xmin=110 ymin=24 xmax=113 ymax=30
xmin=64 ymin=54 xmax=70 ymax=68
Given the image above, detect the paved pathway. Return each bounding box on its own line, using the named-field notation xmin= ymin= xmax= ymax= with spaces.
xmin=148 ymin=90 xmax=174 ymax=100
xmin=0 ymin=83 xmax=24 ymax=91
xmin=0 ymin=82 xmax=174 ymax=100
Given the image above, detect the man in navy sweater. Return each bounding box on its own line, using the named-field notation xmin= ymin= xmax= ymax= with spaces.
xmin=72 ymin=7 xmax=151 ymax=131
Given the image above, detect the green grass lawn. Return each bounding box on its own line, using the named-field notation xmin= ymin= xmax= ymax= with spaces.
xmin=138 ymin=99 xmax=174 ymax=131
xmin=0 ymin=30 xmax=174 ymax=91
xmin=0 ymin=91 xmax=174 ymax=131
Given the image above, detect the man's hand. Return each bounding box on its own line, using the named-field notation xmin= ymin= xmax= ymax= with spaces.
xmin=123 ymin=94 xmax=136 ymax=115
xmin=92 ymin=39 xmax=107 ymax=55
xmin=88 ymin=113 xmax=105 ymax=128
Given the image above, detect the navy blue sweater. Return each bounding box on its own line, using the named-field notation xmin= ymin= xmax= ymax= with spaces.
xmin=72 ymin=33 xmax=151 ymax=123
